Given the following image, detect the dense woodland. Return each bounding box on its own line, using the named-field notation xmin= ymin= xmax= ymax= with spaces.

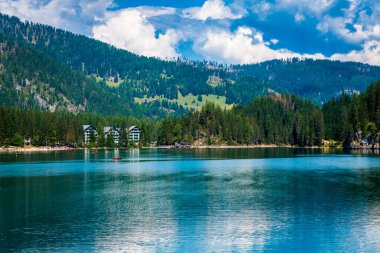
xmin=1 ymin=13 xmax=380 ymax=118
xmin=158 ymin=95 xmax=324 ymax=146
xmin=323 ymin=81 xmax=380 ymax=148
xmin=0 ymin=108 xmax=157 ymax=147
xmin=233 ymin=59 xmax=380 ymax=104
xmin=0 ymin=32 xmax=187 ymax=118
xmin=1 ymin=82 xmax=379 ymax=149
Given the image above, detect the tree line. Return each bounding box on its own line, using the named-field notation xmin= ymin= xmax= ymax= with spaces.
xmin=323 ymin=81 xmax=380 ymax=148
xmin=157 ymin=81 xmax=379 ymax=148
xmin=0 ymin=108 xmax=157 ymax=147
xmin=157 ymin=94 xmax=324 ymax=146
xmin=2 ymin=81 xmax=377 ymax=148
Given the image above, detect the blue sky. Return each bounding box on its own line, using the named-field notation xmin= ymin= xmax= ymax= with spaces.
xmin=1 ymin=0 xmax=379 ymax=65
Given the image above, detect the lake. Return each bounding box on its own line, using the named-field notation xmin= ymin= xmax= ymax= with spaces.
xmin=0 ymin=148 xmax=379 ymax=252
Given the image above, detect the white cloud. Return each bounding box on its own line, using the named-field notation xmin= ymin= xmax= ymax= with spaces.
xmin=317 ymin=17 xmax=380 ymax=44
xmin=320 ymin=20 xmax=380 ymax=44
xmin=132 ymin=6 xmax=176 ymax=18
xmin=270 ymin=39 xmax=279 ymax=45
xmin=0 ymin=0 xmax=112 ymax=35
xmin=276 ymin=0 xmax=337 ymax=16
xmin=1 ymin=0 xmax=379 ymax=65
xmin=192 ymin=24 xmax=379 ymax=65
xmin=295 ymin=13 xmax=305 ymax=22
xmin=193 ymin=27 xmax=325 ymax=64
xmin=317 ymin=0 xmax=380 ymax=44
xmin=182 ymin=0 xmax=244 ymax=21
xmin=92 ymin=8 xmax=180 ymax=59
xmin=331 ymin=40 xmax=380 ymax=65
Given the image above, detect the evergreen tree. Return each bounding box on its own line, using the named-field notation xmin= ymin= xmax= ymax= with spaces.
xmin=119 ymin=127 xmax=129 ymax=147
xmin=10 ymin=133 xmax=24 ymax=147
xmin=97 ymin=132 xmax=106 ymax=147
xmin=66 ymin=122 xmax=76 ymax=145
xmin=106 ymin=134 xmax=115 ymax=148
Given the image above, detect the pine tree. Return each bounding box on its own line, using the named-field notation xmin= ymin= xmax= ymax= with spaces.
xmin=105 ymin=134 xmax=115 ymax=148
xmin=10 ymin=133 xmax=24 ymax=147
xmin=97 ymin=132 xmax=105 ymax=147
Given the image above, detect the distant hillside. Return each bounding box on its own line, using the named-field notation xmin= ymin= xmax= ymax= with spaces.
xmin=0 ymin=13 xmax=379 ymax=118
xmin=233 ymin=59 xmax=380 ymax=104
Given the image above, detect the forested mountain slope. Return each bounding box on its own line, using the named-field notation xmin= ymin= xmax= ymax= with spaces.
xmin=233 ymin=59 xmax=380 ymax=104
xmin=1 ymin=81 xmax=378 ymax=148
xmin=0 ymin=13 xmax=379 ymax=118
xmin=0 ymin=34 xmax=188 ymax=118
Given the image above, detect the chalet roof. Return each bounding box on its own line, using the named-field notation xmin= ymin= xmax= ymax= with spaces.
xmin=104 ymin=126 xmax=120 ymax=133
xmin=129 ymin=126 xmax=140 ymax=132
xmin=83 ymin=125 xmax=95 ymax=131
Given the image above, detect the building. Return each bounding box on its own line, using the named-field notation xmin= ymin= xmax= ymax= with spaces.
xmin=128 ymin=126 xmax=140 ymax=143
xmin=104 ymin=126 xmax=120 ymax=145
xmin=83 ymin=125 xmax=98 ymax=144
xmin=24 ymin=138 xmax=31 ymax=145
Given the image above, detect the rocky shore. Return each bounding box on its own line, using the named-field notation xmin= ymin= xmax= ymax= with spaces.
xmin=0 ymin=146 xmax=80 ymax=153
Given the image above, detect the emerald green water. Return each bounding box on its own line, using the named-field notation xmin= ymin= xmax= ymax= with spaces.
xmin=0 ymin=148 xmax=379 ymax=252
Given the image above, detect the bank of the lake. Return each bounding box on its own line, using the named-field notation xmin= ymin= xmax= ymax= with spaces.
xmin=2 ymin=143 xmax=379 ymax=154
xmin=0 ymin=145 xmax=80 ymax=153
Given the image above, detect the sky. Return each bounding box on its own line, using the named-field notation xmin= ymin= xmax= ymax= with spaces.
xmin=0 ymin=0 xmax=379 ymax=65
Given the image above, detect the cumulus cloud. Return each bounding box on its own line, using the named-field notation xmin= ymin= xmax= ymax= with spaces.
xmin=317 ymin=0 xmax=380 ymax=44
xmin=331 ymin=40 xmax=380 ymax=65
xmin=182 ymin=0 xmax=244 ymax=21
xmin=92 ymin=8 xmax=180 ymax=59
xmin=276 ymin=0 xmax=337 ymax=16
xmin=249 ymin=0 xmax=336 ymax=18
xmin=249 ymin=1 xmax=272 ymax=17
xmin=192 ymin=24 xmax=379 ymax=65
xmin=317 ymin=17 xmax=380 ymax=43
xmin=0 ymin=0 xmax=112 ymax=35
xmin=1 ymin=0 xmax=379 ymax=65
xmin=270 ymin=39 xmax=279 ymax=45
xmin=295 ymin=13 xmax=305 ymax=22
xmin=193 ymin=27 xmax=325 ymax=64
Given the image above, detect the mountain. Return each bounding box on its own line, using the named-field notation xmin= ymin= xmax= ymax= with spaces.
xmin=233 ymin=59 xmax=380 ymax=104
xmin=0 ymin=13 xmax=379 ymax=118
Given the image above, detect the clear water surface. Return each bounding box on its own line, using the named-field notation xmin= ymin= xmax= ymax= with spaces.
xmin=0 ymin=148 xmax=379 ymax=252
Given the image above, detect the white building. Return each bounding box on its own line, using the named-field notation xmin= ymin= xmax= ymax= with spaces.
xmin=128 ymin=126 xmax=140 ymax=143
xmin=104 ymin=126 xmax=120 ymax=145
xmin=83 ymin=125 xmax=98 ymax=144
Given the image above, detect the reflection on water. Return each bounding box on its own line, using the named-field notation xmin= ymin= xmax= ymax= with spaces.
xmin=0 ymin=148 xmax=379 ymax=252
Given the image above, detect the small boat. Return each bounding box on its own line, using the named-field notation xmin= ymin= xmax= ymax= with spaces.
xmin=113 ymin=157 xmax=122 ymax=161
xmin=15 ymin=152 xmax=23 ymax=156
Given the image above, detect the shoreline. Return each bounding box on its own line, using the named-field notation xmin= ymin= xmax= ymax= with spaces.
xmin=152 ymin=144 xmax=323 ymax=149
xmin=0 ymin=146 xmax=81 ymax=153
xmin=1 ymin=144 xmax=378 ymax=153
xmin=190 ymin=144 xmax=317 ymax=149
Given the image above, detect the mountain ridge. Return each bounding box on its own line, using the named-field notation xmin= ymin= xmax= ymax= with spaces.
xmin=0 ymin=13 xmax=379 ymax=118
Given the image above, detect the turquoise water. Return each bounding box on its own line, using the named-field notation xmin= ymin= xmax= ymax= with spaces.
xmin=0 ymin=148 xmax=379 ymax=252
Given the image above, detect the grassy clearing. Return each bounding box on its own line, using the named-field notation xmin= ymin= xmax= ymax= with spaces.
xmin=134 ymin=95 xmax=162 ymax=104
xmin=94 ymin=75 xmax=123 ymax=87
xmin=134 ymin=91 xmax=234 ymax=110
xmin=207 ymin=75 xmax=223 ymax=87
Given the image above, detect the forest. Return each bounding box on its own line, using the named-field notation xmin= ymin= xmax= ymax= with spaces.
xmin=1 ymin=81 xmax=379 ymax=149
xmin=0 ymin=107 xmax=157 ymax=147
xmin=1 ymin=12 xmax=380 ymax=118
xmin=323 ymin=81 xmax=380 ymax=148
